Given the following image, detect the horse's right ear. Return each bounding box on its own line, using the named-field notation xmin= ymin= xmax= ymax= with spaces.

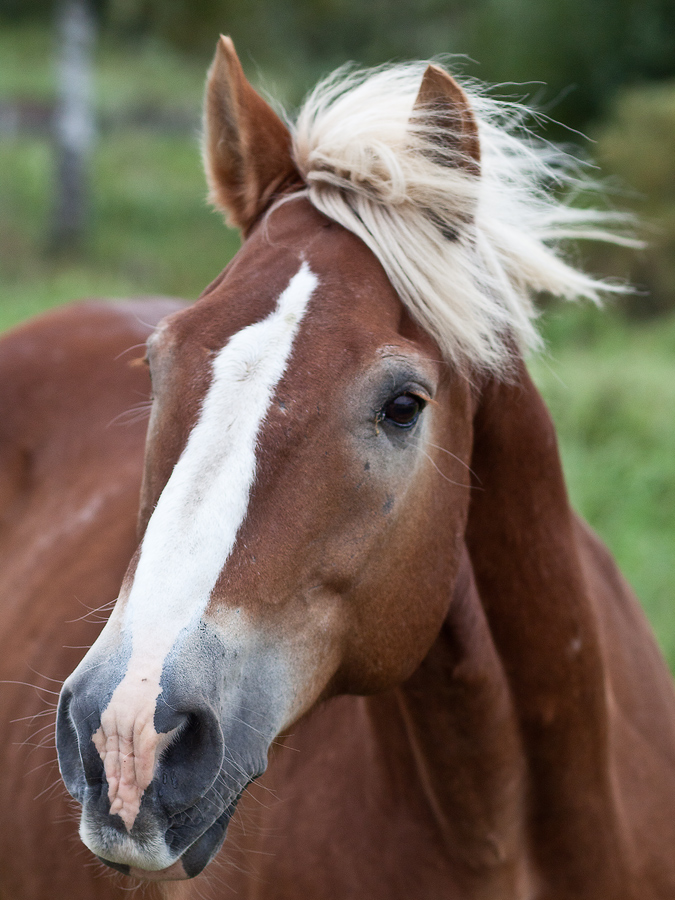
xmin=203 ymin=36 xmax=302 ymax=234
xmin=411 ymin=65 xmax=481 ymax=175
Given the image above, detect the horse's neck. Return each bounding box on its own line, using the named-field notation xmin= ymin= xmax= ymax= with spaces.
xmin=379 ymin=363 xmax=631 ymax=897
xmin=377 ymin=551 xmax=533 ymax=893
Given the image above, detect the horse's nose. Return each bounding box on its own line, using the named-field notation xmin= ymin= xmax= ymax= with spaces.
xmin=56 ymin=684 xmax=104 ymax=802
xmin=57 ymin=677 xmax=225 ymax=822
xmin=150 ymin=702 xmax=225 ymax=816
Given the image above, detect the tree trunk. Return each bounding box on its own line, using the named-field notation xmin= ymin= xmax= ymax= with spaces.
xmin=50 ymin=0 xmax=96 ymax=255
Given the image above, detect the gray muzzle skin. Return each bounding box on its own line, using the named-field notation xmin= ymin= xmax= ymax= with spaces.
xmin=56 ymin=623 xmax=280 ymax=878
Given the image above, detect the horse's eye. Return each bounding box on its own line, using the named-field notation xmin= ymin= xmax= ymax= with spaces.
xmin=382 ymin=393 xmax=425 ymax=428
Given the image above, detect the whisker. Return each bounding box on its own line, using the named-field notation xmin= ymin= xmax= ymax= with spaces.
xmin=26 ymin=665 xmax=66 ymax=686
xmin=425 ymin=440 xmax=479 ymax=480
xmin=106 ymin=401 xmax=153 ymax=429
xmin=33 ymin=776 xmax=68 ymax=802
xmin=227 ymin=715 xmax=268 ymax=740
xmin=418 ymin=446 xmax=472 ymax=489
xmin=65 ymin=597 xmax=117 ymax=625
xmin=113 ymin=341 xmax=148 ymax=362
xmin=10 ymin=708 xmax=57 ymax=724
xmin=0 ymin=680 xmax=61 ymax=696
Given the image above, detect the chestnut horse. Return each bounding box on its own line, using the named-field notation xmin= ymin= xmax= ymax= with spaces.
xmin=3 ymin=36 xmax=675 ymax=900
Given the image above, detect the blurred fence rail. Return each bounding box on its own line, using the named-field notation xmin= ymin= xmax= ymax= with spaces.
xmin=0 ymin=99 xmax=198 ymax=136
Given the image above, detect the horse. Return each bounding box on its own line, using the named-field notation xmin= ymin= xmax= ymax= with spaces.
xmin=2 ymin=34 xmax=675 ymax=900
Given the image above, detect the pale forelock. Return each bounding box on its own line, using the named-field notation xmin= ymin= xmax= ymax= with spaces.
xmin=283 ymin=61 xmax=632 ymax=373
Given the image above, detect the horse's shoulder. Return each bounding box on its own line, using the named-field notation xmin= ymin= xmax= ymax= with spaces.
xmin=0 ymin=299 xmax=185 ymax=900
xmin=573 ymin=513 xmax=666 ymax=676
xmin=0 ymin=296 xmax=183 ymax=466
xmin=575 ymin=515 xmax=675 ymax=825
xmin=0 ymin=297 xmax=184 ymax=583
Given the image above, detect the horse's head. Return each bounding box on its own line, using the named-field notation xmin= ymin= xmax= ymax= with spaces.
xmin=56 ymin=39 xmax=479 ymax=880
xmin=56 ymin=37 xmax=615 ymax=881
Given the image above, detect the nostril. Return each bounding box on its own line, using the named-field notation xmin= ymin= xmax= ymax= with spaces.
xmin=56 ymin=684 xmax=105 ymax=800
xmin=56 ymin=686 xmax=86 ymax=801
xmin=154 ymin=709 xmax=224 ymax=816
xmin=162 ymin=713 xmax=205 ymax=769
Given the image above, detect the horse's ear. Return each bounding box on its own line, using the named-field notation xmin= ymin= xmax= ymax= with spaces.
xmin=203 ymin=36 xmax=302 ymax=233
xmin=411 ymin=65 xmax=480 ymax=174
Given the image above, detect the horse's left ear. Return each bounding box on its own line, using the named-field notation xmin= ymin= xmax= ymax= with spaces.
xmin=203 ymin=36 xmax=302 ymax=233
xmin=411 ymin=65 xmax=481 ymax=174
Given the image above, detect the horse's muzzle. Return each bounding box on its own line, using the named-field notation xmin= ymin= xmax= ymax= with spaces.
xmin=56 ymin=626 xmax=273 ymax=878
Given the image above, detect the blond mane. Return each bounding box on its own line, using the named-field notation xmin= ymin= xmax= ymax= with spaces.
xmin=284 ymin=62 xmax=630 ymax=372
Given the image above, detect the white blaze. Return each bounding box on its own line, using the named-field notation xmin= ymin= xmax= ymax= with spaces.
xmin=127 ymin=262 xmax=317 ymax=644
xmin=89 ymin=262 xmax=318 ymax=834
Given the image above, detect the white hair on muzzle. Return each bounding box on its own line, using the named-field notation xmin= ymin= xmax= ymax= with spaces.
xmin=285 ymin=61 xmax=633 ymax=373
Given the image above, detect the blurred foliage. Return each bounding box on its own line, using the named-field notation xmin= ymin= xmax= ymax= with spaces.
xmin=468 ymin=0 xmax=675 ymax=129
xmin=2 ymin=0 xmax=675 ymax=125
xmin=0 ymin=27 xmax=238 ymax=329
xmin=0 ymin=129 xmax=239 ymax=330
xmin=592 ymin=80 xmax=675 ymax=315
xmin=532 ymin=303 xmax=675 ymax=668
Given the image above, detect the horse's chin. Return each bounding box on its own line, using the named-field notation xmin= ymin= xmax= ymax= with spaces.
xmin=99 ymin=856 xmax=190 ymax=881
xmin=92 ymin=799 xmax=236 ymax=881
xmin=129 ymin=860 xmax=191 ymax=882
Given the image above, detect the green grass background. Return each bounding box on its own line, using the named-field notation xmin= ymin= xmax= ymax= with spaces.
xmin=2 ymin=25 xmax=674 ymax=667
